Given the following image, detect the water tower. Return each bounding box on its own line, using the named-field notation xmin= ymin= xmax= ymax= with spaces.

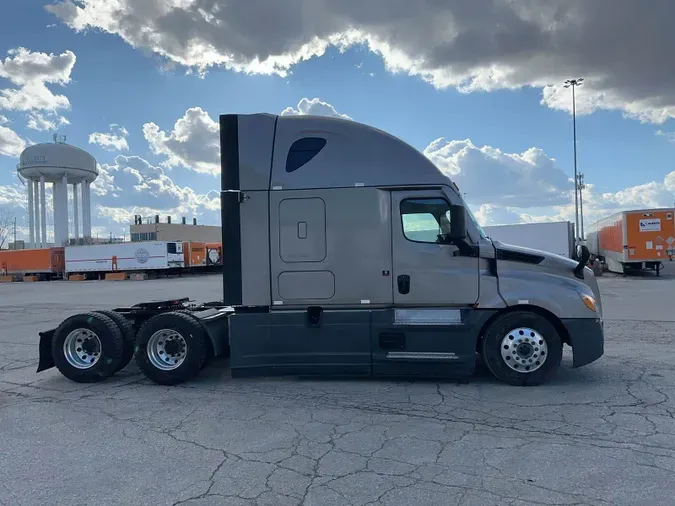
xmin=17 ymin=134 xmax=98 ymax=248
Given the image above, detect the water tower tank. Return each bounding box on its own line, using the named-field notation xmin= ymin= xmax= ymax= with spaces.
xmin=17 ymin=135 xmax=99 ymax=248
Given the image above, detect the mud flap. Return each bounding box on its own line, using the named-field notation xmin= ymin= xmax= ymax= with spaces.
xmin=37 ymin=329 xmax=56 ymax=372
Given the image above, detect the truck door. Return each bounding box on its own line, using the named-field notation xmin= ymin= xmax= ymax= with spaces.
xmin=370 ymin=189 xmax=481 ymax=378
xmin=391 ymin=190 xmax=479 ymax=306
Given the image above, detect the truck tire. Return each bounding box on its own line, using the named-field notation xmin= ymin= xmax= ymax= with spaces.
xmin=134 ymin=312 xmax=208 ymax=385
xmin=93 ymin=310 xmax=136 ymax=373
xmin=174 ymin=310 xmax=213 ymax=369
xmin=52 ymin=312 xmax=125 ymax=383
xmin=481 ymin=311 xmax=563 ymax=386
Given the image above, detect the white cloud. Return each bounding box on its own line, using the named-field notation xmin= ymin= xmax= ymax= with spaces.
xmin=0 ymin=47 xmax=75 ymax=86
xmin=0 ymin=47 xmax=75 ymax=113
xmin=143 ymin=107 xmax=220 ymax=175
xmin=0 ymin=82 xmax=71 ymax=112
xmin=91 ymin=154 xmax=219 ymax=226
xmin=0 ymin=124 xmax=26 ymax=157
xmin=47 ymin=0 xmax=675 ymax=123
xmin=424 ymin=138 xmax=573 ymax=208
xmin=0 ymin=184 xmax=25 ymax=208
xmin=89 ymin=124 xmax=130 ymax=151
xmin=281 ymin=97 xmax=351 ymax=119
xmin=421 ymin=137 xmax=675 ymax=227
xmin=26 ymin=112 xmax=70 ymax=132
xmin=656 ymin=130 xmax=675 ymax=143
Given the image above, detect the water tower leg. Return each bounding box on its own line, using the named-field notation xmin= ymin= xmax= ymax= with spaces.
xmin=27 ymin=180 xmax=35 ymax=247
xmin=40 ymin=176 xmax=47 ymax=247
xmin=33 ymin=180 xmax=41 ymax=247
xmin=59 ymin=173 xmax=69 ymax=246
xmin=83 ymin=181 xmax=92 ymax=239
xmin=73 ymin=183 xmax=80 ymax=243
xmin=52 ymin=182 xmax=60 ymax=246
xmin=73 ymin=183 xmax=79 ymax=242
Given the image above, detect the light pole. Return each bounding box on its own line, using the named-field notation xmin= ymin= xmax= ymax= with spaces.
xmin=577 ymin=173 xmax=585 ymax=240
xmin=564 ymin=78 xmax=583 ymax=243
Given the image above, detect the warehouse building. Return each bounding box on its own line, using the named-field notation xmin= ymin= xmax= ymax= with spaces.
xmin=130 ymin=215 xmax=221 ymax=243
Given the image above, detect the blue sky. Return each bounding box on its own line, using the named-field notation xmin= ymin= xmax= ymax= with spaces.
xmin=1 ymin=0 xmax=674 ymax=243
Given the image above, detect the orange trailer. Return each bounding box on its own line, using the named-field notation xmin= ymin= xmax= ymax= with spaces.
xmin=0 ymin=247 xmax=65 ymax=279
xmin=183 ymin=241 xmax=207 ymax=268
xmin=587 ymin=208 xmax=675 ymax=275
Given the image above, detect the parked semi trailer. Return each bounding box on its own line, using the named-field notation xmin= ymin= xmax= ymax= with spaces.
xmin=587 ymin=208 xmax=675 ymax=275
xmin=65 ymin=241 xmax=185 ymax=275
xmin=0 ymin=247 xmax=65 ymax=279
xmin=36 ymin=113 xmax=603 ymax=387
xmin=483 ymin=221 xmax=575 ymax=259
xmin=183 ymin=241 xmax=207 ymax=268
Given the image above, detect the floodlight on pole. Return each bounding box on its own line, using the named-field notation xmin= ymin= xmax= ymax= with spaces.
xmin=564 ymin=78 xmax=583 ymax=245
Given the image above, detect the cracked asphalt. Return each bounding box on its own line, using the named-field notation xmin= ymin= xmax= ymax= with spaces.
xmin=2 ymin=266 xmax=675 ymax=506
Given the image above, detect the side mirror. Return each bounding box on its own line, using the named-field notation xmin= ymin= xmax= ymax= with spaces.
xmin=448 ymin=205 xmax=467 ymax=241
xmin=574 ymin=244 xmax=590 ymax=279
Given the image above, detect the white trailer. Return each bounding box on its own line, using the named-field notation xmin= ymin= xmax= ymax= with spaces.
xmin=65 ymin=241 xmax=184 ymax=274
xmin=483 ymin=221 xmax=575 ymax=258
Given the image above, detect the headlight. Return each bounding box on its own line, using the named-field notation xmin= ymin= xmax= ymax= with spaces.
xmin=580 ymin=293 xmax=597 ymax=312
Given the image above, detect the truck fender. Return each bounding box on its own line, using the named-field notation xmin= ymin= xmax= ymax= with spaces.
xmin=476 ymin=304 xmax=571 ymax=350
xmin=37 ymin=329 xmax=56 ymax=372
xmin=501 ymin=295 xmax=562 ymax=318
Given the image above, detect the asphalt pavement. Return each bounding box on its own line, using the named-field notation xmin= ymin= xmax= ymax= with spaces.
xmin=1 ymin=267 xmax=675 ymax=506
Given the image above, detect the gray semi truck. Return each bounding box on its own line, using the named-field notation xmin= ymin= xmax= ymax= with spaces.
xmin=36 ymin=113 xmax=604 ymax=387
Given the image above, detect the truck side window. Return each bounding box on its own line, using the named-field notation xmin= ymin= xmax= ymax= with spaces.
xmin=167 ymin=243 xmax=177 ymax=254
xmin=286 ymin=137 xmax=327 ymax=173
xmin=400 ymin=198 xmax=452 ymax=244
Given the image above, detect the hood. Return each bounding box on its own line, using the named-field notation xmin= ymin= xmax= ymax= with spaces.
xmin=490 ymin=240 xmax=576 ymax=268
xmin=490 ymin=240 xmax=602 ymax=315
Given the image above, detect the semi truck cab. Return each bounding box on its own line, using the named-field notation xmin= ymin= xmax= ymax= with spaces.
xmin=36 ymin=113 xmax=603 ymax=387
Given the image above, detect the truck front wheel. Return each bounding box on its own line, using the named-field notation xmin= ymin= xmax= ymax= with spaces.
xmin=481 ymin=311 xmax=563 ymax=386
xmin=134 ymin=312 xmax=208 ymax=385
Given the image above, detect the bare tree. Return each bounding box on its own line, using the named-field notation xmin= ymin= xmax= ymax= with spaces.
xmin=0 ymin=208 xmax=14 ymax=249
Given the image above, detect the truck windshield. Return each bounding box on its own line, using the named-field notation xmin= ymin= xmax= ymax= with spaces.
xmin=465 ymin=204 xmax=487 ymax=239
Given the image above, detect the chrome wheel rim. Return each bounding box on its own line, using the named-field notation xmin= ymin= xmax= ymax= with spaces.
xmin=63 ymin=329 xmax=102 ymax=369
xmin=147 ymin=329 xmax=187 ymax=371
xmin=500 ymin=327 xmax=548 ymax=373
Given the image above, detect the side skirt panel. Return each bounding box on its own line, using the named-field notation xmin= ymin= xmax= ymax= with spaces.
xmin=229 ymin=309 xmax=372 ymax=378
xmin=371 ymin=308 xmax=496 ymax=379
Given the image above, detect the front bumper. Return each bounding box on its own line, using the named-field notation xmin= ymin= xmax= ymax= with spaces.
xmin=561 ymin=317 xmax=604 ymax=368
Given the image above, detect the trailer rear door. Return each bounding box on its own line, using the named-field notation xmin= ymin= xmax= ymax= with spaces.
xmin=625 ymin=210 xmax=675 ymax=261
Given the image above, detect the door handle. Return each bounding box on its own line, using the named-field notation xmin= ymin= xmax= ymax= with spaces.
xmin=397 ymin=274 xmax=410 ymax=294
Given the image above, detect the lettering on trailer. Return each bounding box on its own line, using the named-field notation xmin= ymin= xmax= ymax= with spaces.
xmin=135 ymin=248 xmax=150 ymax=264
xmin=639 ymin=218 xmax=661 ymax=232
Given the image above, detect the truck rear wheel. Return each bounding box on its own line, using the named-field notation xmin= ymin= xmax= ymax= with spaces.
xmin=134 ymin=312 xmax=208 ymax=385
xmin=93 ymin=310 xmax=136 ymax=373
xmin=174 ymin=310 xmax=213 ymax=369
xmin=52 ymin=312 xmax=125 ymax=383
xmin=481 ymin=311 xmax=563 ymax=386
